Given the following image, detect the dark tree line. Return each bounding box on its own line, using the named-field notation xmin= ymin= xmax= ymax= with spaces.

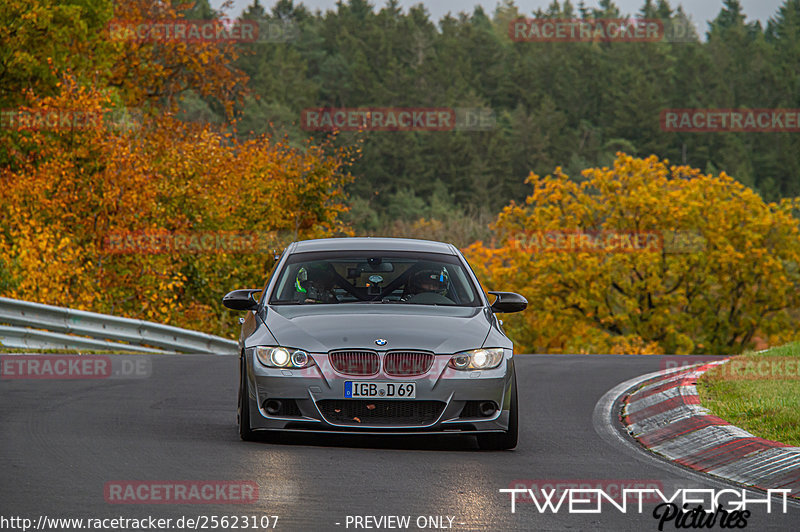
xmin=182 ymin=0 xmax=800 ymax=232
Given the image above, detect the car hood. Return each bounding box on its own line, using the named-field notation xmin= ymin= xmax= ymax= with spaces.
xmin=261 ymin=304 xmax=492 ymax=354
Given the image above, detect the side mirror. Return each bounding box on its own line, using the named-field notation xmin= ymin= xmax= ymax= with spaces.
xmin=488 ymin=291 xmax=527 ymax=313
xmin=222 ymin=289 xmax=261 ymax=311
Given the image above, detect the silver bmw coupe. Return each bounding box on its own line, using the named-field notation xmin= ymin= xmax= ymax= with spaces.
xmin=223 ymin=237 xmax=527 ymax=449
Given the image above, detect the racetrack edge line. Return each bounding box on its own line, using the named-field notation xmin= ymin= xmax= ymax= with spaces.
xmin=591 ymin=366 xmax=800 ymax=508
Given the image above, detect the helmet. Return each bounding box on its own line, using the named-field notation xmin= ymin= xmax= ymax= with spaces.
xmin=295 ymin=263 xmax=336 ymax=294
xmin=408 ymin=268 xmax=448 ymax=295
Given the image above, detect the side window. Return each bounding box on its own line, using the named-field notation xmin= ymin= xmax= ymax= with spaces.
xmin=449 ymin=267 xmax=475 ymax=304
xmin=272 ymin=264 xmax=295 ymax=302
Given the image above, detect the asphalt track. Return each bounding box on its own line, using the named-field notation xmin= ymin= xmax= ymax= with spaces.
xmin=2 ymin=354 xmax=798 ymax=531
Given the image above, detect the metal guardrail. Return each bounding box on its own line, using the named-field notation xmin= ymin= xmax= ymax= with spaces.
xmin=0 ymin=325 xmax=171 ymax=354
xmin=0 ymin=297 xmax=237 ymax=355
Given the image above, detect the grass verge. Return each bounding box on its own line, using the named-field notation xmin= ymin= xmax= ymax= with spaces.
xmin=697 ymin=342 xmax=800 ymax=446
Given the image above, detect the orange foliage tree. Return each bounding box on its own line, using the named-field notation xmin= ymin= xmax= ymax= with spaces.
xmin=0 ymin=85 xmax=353 ymax=337
xmin=106 ymin=0 xmax=250 ymax=115
xmin=0 ymin=0 xmax=248 ymax=114
xmin=466 ymin=154 xmax=800 ymax=355
xmin=0 ymin=1 xmax=356 ymax=337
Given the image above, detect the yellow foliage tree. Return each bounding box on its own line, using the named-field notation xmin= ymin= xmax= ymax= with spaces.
xmin=0 ymin=0 xmax=248 ymax=115
xmin=0 ymin=82 xmax=354 ymax=337
xmin=466 ymin=153 xmax=800 ymax=355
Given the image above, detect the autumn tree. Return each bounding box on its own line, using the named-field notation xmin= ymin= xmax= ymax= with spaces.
xmin=0 ymin=0 xmax=249 ymax=115
xmin=0 ymin=81 xmax=354 ymax=336
xmin=107 ymin=0 xmax=250 ymax=116
xmin=0 ymin=0 xmax=110 ymax=106
xmin=466 ymin=153 xmax=800 ymax=355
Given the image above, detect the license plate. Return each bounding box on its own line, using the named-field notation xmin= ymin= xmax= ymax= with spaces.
xmin=344 ymin=381 xmax=416 ymax=399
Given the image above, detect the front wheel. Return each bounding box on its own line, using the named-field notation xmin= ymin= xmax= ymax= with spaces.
xmin=477 ymin=373 xmax=518 ymax=450
xmin=238 ymin=358 xmax=255 ymax=441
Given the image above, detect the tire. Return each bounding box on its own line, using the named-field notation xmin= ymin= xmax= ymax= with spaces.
xmin=238 ymin=358 xmax=255 ymax=441
xmin=477 ymin=372 xmax=518 ymax=450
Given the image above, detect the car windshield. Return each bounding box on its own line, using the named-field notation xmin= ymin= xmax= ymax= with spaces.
xmin=269 ymin=251 xmax=481 ymax=306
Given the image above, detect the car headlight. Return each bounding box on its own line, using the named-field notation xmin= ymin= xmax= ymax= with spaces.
xmin=448 ymin=348 xmax=504 ymax=370
xmin=253 ymin=347 xmax=315 ymax=369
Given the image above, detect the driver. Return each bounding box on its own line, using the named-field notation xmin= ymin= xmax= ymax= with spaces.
xmin=295 ymin=263 xmax=338 ymax=303
xmin=406 ymin=268 xmax=448 ymax=298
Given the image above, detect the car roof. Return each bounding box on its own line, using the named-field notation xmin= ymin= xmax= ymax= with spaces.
xmin=290 ymin=237 xmax=458 ymax=255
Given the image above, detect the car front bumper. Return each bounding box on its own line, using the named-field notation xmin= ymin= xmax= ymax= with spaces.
xmin=244 ymin=351 xmax=515 ymax=434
